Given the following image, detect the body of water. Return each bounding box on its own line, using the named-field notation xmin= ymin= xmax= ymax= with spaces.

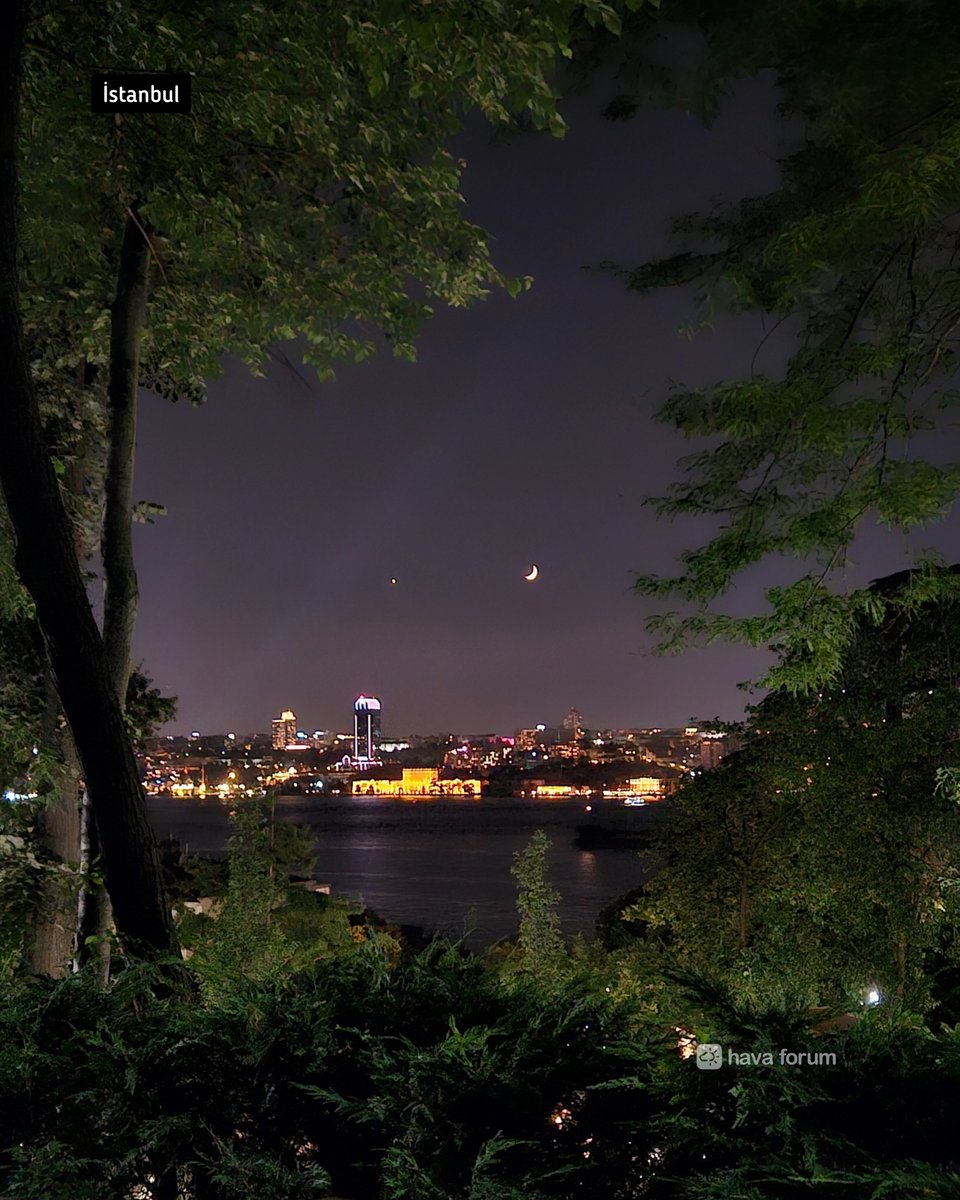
xmin=147 ymin=793 xmax=668 ymax=948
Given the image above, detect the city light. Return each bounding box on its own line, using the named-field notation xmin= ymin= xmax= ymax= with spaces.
xmin=139 ymin=711 xmax=698 ymax=806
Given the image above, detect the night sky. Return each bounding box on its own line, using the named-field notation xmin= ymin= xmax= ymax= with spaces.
xmin=129 ymin=69 xmax=960 ymax=738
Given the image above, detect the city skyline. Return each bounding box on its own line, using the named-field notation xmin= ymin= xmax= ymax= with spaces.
xmin=177 ymin=698 xmax=716 ymax=742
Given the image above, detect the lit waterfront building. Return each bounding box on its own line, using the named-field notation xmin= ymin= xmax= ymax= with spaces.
xmin=602 ymin=774 xmax=680 ymax=800
xmin=272 ymin=709 xmax=297 ymax=750
xmin=353 ymin=695 xmax=382 ymax=762
xmin=528 ymin=782 xmax=591 ymax=799
xmin=352 ymin=767 xmax=482 ymax=797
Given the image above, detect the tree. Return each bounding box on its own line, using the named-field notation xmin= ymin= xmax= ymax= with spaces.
xmin=190 ymin=795 xmax=354 ymax=999
xmin=124 ymin=669 xmax=177 ymax=751
xmin=511 ymin=830 xmax=567 ymax=974
xmin=0 ymin=0 xmax=181 ymax=963
xmin=3 ymin=0 xmax=642 ymax=960
xmin=605 ymin=0 xmax=960 ymax=690
xmin=0 ymin=283 xmax=111 ymax=973
xmin=633 ymin=569 xmax=960 ymax=1011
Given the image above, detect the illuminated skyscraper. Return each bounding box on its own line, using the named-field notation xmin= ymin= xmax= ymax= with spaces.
xmin=563 ymin=707 xmax=583 ymax=741
xmin=353 ymin=695 xmax=382 ymax=761
xmin=272 ymin=709 xmax=297 ymax=750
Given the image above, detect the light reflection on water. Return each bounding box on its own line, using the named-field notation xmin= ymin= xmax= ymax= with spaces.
xmin=147 ymin=793 xmax=667 ymax=948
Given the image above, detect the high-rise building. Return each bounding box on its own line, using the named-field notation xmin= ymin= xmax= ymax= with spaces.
xmin=272 ymin=709 xmax=297 ymax=750
xmin=353 ymin=695 xmax=382 ymax=761
xmin=699 ymin=731 xmax=740 ymax=770
xmin=563 ymin=707 xmax=583 ymax=741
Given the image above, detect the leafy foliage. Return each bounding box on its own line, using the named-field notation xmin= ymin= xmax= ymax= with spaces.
xmin=643 ymin=975 xmax=960 ymax=1200
xmin=0 ymin=620 xmax=45 ymax=797
xmin=628 ymin=571 xmax=960 ymax=1011
xmin=21 ymin=0 xmax=646 ymax=415
xmin=0 ymin=947 xmax=663 ymax=1199
xmin=510 ymin=830 xmax=568 ymax=976
xmin=0 ymin=805 xmax=48 ymax=970
xmin=0 ymin=617 xmax=80 ymax=973
xmin=123 ymin=668 xmax=176 ymax=749
xmin=607 ymin=0 xmax=960 ymax=689
xmin=3 ymin=955 xmax=960 ymax=1197
xmin=187 ymin=796 xmax=355 ymax=999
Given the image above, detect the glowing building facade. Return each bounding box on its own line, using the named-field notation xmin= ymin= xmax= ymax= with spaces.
xmin=272 ymin=709 xmax=297 ymax=750
xmin=352 ymin=767 xmax=482 ymax=797
xmin=528 ymin=783 xmax=590 ymax=798
xmin=602 ymin=776 xmax=676 ymax=800
xmin=353 ymin=695 xmax=382 ymax=762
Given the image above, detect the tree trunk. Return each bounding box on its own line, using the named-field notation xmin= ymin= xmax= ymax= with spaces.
xmin=103 ymin=209 xmax=149 ymax=704
xmin=28 ymin=660 xmax=81 ymax=976
xmin=0 ymin=1 xmax=178 ymax=962
xmin=76 ymin=209 xmax=151 ymax=974
xmin=74 ymin=783 xmax=93 ymax=961
xmin=34 ymin=430 xmax=99 ymax=977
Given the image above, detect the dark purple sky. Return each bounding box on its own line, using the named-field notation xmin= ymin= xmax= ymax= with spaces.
xmin=130 ymin=72 xmax=960 ymax=737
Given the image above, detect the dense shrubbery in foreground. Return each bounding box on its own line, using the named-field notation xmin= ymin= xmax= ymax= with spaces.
xmin=5 ymin=736 xmax=960 ymax=1198
xmin=2 ymin=946 xmax=960 ymax=1200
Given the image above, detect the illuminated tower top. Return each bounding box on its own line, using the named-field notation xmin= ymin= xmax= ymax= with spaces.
xmin=353 ymin=695 xmax=382 ymax=762
xmin=272 ymin=708 xmax=297 ymax=750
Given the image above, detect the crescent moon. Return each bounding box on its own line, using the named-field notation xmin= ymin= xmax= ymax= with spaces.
xmin=524 ymin=564 xmax=539 ymax=582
